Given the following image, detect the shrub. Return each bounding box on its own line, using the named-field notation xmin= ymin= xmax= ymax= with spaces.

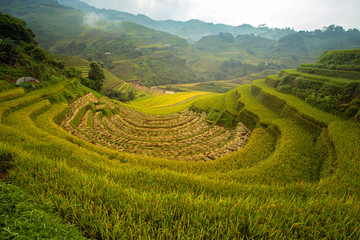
xmin=65 ymin=67 xmax=81 ymax=78
xmin=344 ymin=105 xmax=358 ymax=118
xmin=30 ymin=46 xmax=48 ymax=62
xmin=319 ymin=49 xmax=360 ymax=65
xmin=0 ymin=38 xmax=19 ymax=65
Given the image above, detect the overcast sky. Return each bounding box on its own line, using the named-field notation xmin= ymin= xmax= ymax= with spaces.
xmin=81 ymin=0 xmax=360 ymax=30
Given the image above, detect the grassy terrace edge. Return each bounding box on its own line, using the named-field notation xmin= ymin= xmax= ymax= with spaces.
xmin=251 ymin=79 xmax=341 ymax=126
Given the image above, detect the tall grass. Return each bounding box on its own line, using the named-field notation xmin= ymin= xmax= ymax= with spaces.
xmin=0 ymin=87 xmax=25 ymax=101
xmin=0 ymin=179 xmax=86 ymax=240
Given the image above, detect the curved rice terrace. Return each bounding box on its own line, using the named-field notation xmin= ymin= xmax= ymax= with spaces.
xmin=59 ymin=92 xmax=251 ymax=161
xmin=1 ymin=51 xmax=360 ymax=239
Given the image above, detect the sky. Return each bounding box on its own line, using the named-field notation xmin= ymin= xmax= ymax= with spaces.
xmin=80 ymin=0 xmax=360 ymax=31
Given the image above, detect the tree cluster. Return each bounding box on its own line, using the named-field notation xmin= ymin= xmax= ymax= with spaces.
xmin=217 ymin=59 xmax=285 ymax=80
xmin=0 ymin=11 xmax=36 ymax=44
xmin=80 ymin=62 xmax=105 ymax=92
xmin=103 ymin=88 xmax=136 ymax=102
xmin=218 ymin=32 xmax=235 ymax=43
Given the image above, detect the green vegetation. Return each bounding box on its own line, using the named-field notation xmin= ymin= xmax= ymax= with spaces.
xmin=192 ymin=34 xmax=287 ymax=80
xmin=318 ymin=49 xmax=360 ymax=65
xmin=53 ymin=54 xmax=137 ymax=101
xmin=192 ymin=27 xmax=360 ymax=78
xmin=0 ymin=1 xmax=201 ymax=87
xmin=160 ymin=71 xmax=277 ymax=93
xmin=184 ymin=82 xmax=234 ymax=93
xmin=0 ymin=10 xmax=88 ymax=89
xmin=0 ymin=11 xmax=36 ymax=44
xmin=87 ymin=62 xmax=105 ymax=91
xmin=0 ymin=181 xmax=85 ymax=239
xmin=252 ymin=79 xmax=341 ymax=125
xmin=297 ymin=65 xmax=360 ymax=80
xmin=269 ymin=51 xmax=360 ymax=119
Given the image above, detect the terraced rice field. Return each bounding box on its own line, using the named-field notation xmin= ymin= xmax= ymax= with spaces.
xmin=54 ymin=55 xmax=90 ymax=77
xmin=1 ymin=63 xmax=359 ymax=238
xmin=60 ymin=93 xmax=251 ymax=161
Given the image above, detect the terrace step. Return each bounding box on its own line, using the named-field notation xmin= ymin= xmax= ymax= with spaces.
xmin=59 ymin=92 xmax=252 ymax=161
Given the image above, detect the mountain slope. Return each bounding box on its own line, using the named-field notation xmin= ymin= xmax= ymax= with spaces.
xmin=193 ymin=28 xmax=360 ymax=71
xmin=0 ymin=0 xmax=201 ymax=87
xmin=57 ymin=0 xmax=295 ymax=42
xmin=0 ymin=0 xmax=85 ymax=49
xmin=2 ymin=0 xmax=359 ymax=86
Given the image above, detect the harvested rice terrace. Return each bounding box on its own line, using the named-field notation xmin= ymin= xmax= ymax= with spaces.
xmin=60 ymin=93 xmax=251 ymax=161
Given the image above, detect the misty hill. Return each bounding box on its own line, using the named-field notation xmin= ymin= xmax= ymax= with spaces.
xmin=2 ymin=0 xmax=360 ymax=87
xmin=0 ymin=0 xmax=188 ymax=49
xmin=0 ymin=0 xmax=288 ymax=86
xmin=55 ymin=0 xmax=360 ymax=69
xmin=0 ymin=0 xmax=85 ymax=49
xmin=0 ymin=0 xmax=200 ymax=87
xmin=56 ymin=0 xmax=295 ymax=42
xmin=193 ymin=28 xmax=360 ymax=75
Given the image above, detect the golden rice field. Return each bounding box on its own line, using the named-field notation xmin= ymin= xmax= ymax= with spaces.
xmin=0 ymin=69 xmax=360 ymax=239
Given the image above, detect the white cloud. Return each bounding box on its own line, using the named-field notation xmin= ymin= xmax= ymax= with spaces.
xmin=80 ymin=0 xmax=360 ymax=30
xmin=83 ymin=12 xmax=106 ymax=25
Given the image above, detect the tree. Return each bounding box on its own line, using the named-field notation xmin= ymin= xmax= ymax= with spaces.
xmin=127 ymin=89 xmax=136 ymax=101
xmin=31 ymin=46 xmax=48 ymax=62
xmin=0 ymin=11 xmax=36 ymax=44
xmin=88 ymin=62 xmax=105 ymax=92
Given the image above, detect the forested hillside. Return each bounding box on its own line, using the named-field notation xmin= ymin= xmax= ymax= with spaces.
xmin=0 ymin=0 xmax=200 ymax=87
xmin=1 ymin=0 xmax=360 ymax=88
xmin=194 ymin=27 xmax=360 ymax=77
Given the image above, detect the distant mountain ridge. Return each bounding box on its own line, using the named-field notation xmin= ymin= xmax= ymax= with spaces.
xmin=56 ymin=0 xmax=296 ymax=42
xmin=1 ymin=0 xmax=359 ymax=86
